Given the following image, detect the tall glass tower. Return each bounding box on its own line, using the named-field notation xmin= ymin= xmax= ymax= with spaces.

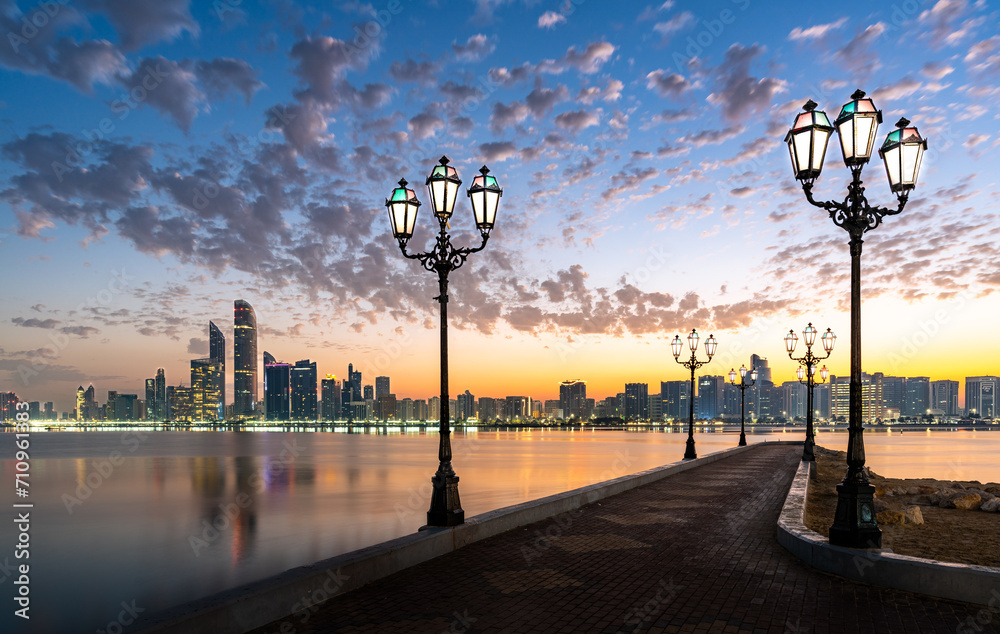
xmin=233 ymin=299 xmax=258 ymax=417
xmin=209 ymin=321 xmax=226 ymax=420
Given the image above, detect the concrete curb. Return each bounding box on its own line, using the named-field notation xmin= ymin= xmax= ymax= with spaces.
xmin=777 ymin=459 xmax=1000 ymax=607
xmin=137 ymin=441 xmax=794 ymax=633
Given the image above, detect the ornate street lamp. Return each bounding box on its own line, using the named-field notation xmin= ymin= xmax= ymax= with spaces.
xmin=672 ymin=329 xmax=717 ymax=460
xmin=787 ymin=324 xmax=835 ymax=462
xmin=728 ymin=365 xmax=758 ymax=446
xmin=386 ymin=156 xmax=502 ymax=527
xmin=785 ymin=90 xmax=927 ymax=549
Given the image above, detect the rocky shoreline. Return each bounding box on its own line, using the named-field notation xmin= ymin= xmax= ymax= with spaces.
xmin=805 ymin=446 xmax=1000 ymax=569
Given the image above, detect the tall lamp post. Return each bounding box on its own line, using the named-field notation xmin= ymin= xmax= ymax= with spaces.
xmin=671 ymin=329 xmax=717 ymax=460
xmin=785 ymin=324 xmax=836 ymax=461
xmin=386 ymin=156 xmax=503 ymax=527
xmin=728 ymin=365 xmax=758 ymax=447
xmin=785 ymin=90 xmax=927 ymax=548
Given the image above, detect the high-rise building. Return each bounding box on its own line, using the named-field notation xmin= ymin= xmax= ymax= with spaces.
xmin=168 ymin=385 xmax=193 ymax=422
xmin=456 ymin=390 xmax=475 ymax=421
xmin=544 ymin=399 xmax=562 ymax=418
xmin=429 ymin=396 xmax=441 ymax=422
xmin=76 ymin=386 xmax=85 ymax=421
xmin=624 ymin=383 xmax=648 ymax=420
xmin=881 ymin=376 xmax=906 ymax=414
xmin=697 ymin=376 xmax=724 ymax=420
xmin=661 ymin=381 xmax=690 ymax=421
xmin=476 ymin=397 xmax=497 ymax=422
xmin=264 ymin=354 xmax=290 ymax=421
xmin=830 ymin=373 xmax=883 ymax=422
xmin=321 ymin=375 xmax=340 ymax=421
xmin=930 ymin=380 xmax=959 ymax=416
xmin=965 ymin=376 xmax=998 ymax=419
xmin=290 ymin=360 xmax=318 ymax=420
xmin=780 ymin=381 xmax=807 ymax=420
xmin=233 ymin=299 xmax=258 ymax=418
xmin=814 ymin=383 xmax=831 ymax=420
xmin=363 ymin=384 xmax=374 ymax=400
xmin=84 ymin=385 xmax=97 ymax=421
xmin=43 ymin=402 xmax=54 ymax=420
xmin=377 ymin=394 xmax=396 ymax=421
xmin=413 ymin=399 xmax=428 ymax=421
xmin=145 ymin=378 xmax=155 ymax=421
xmin=154 ymin=368 xmax=166 ymax=421
xmin=0 ymin=392 xmax=18 ymax=422
xmin=376 ymin=376 xmax=390 ymax=399
xmin=115 ymin=394 xmax=138 ymax=421
xmin=106 ymin=391 xmax=118 ymax=422
xmin=191 ymin=358 xmax=223 ymax=421
xmin=209 ymin=321 xmax=226 ymax=420
xmin=648 ymin=394 xmax=663 ymax=421
xmin=904 ymin=376 xmax=930 ymax=417
xmin=504 ymin=396 xmax=530 ymax=421
xmin=559 ymin=380 xmax=587 ymax=420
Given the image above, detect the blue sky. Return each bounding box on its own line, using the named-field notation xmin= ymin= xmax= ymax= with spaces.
xmin=2 ymin=0 xmax=999 ymax=410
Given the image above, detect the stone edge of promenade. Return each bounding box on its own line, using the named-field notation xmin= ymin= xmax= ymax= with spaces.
xmin=135 ymin=441 xmax=799 ymax=634
xmin=777 ymin=459 xmax=1000 ymax=607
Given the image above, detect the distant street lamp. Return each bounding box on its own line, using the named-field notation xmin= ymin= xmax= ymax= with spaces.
xmin=785 ymin=324 xmax=836 ymax=462
xmin=785 ymin=90 xmax=927 ymax=549
xmin=672 ymin=329 xmax=717 ymax=460
xmin=728 ymin=365 xmax=758 ymax=447
xmin=386 ymin=156 xmax=502 ymax=527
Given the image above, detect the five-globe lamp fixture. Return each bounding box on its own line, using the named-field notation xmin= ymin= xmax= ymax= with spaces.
xmin=728 ymin=365 xmax=758 ymax=447
xmin=785 ymin=324 xmax=835 ymax=462
xmin=785 ymin=89 xmax=927 ymax=549
xmin=386 ymin=156 xmax=503 ymax=528
xmin=671 ymin=330 xmax=717 ymax=460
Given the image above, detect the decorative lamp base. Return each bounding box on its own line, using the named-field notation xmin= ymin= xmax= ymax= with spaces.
xmin=683 ymin=437 xmax=697 ymax=460
xmin=829 ymin=482 xmax=881 ymax=548
xmin=738 ymin=432 xmax=747 ymax=447
xmin=426 ymin=474 xmax=465 ymax=527
xmin=802 ymin=437 xmax=815 ymax=461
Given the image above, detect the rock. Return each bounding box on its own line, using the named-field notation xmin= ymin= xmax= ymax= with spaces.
xmin=874 ymin=498 xmax=891 ymax=513
xmin=984 ymin=485 xmax=1000 ymax=495
xmin=903 ymin=506 xmax=924 ymax=525
xmin=951 ymin=493 xmax=983 ymax=511
xmin=981 ymin=498 xmax=1000 ymax=513
xmin=874 ymin=485 xmax=887 ymax=497
xmin=893 ymin=486 xmax=908 ymax=496
xmin=876 ymin=510 xmax=906 ymax=525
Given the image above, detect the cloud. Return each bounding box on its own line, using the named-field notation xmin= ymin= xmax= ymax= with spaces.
xmin=12 ymin=317 xmax=60 ymax=329
xmin=918 ymin=0 xmax=977 ymax=48
xmin=94 ymin=0 xmax=199 ymax=51
xmin=388 ymin=58 xmax=440 ymax=84
xmin=489 ymin=100 xmax=530 ymax=133
xmin=920 ymin=61 xmax=955 ymax=79
xmin=479 ymin=141 xmax=518 ymax=163
xmin=539 ymin=42 xmax=616 ymax=75
xmin=554 ymin=109 xmax=600 ymax=132
xmin=645 ymin=70 xmax=691 ymax=97
xmin=195 ymin=58 xmax=264 ymax=103
xmin=577 ymin=79 xmax=623 ymax=104
xmin=453 ymin=34 xmax=495 ymax=61
xmin=833 ymin=23 xmax=886 ymax=75
xmin=601 ymin=167 xmax=659 ymax=201
xmin=788 ymin=17 xmax=847 ymax=41
xmin=61 ymin=326 xmax=100 ymax=337
xmin=187 ymin=337 xmax=208 ymax=354
xmin=538 ymin=11 xmax=566 ymax=29
xmin=525 ymin=81 xmax=569 ymax=117
xmin=679 ymin=125 xmax=745 ymax=147
xmin=407 ymin=111 xmax=445 ymax=140
xmin=290 ymin=35 xmax=375 ymax=105
xmin=488 ymin=63 xmax=532 ymax=86
xmin=653 ymin=12 xmax=695 ymax=41
xmin=707 ymin=44 xmax=786 ymax=122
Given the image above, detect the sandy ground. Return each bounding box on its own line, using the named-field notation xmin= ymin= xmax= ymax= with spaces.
xmin=805 ymin=445 xmax=1000 ymax=568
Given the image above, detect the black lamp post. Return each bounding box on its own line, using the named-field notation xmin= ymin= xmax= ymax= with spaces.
xmin=728 ymin=365 xmax=757 ymax=447
xmin=785 ymin=324 xmax=836 ymax=462
xmin=386 ymin=156 xmax=503 ymax=527
xmin=785 ymin=90 xmax=927 ymax=549
xmin=671 ymin=329 xmax=717 ymax=460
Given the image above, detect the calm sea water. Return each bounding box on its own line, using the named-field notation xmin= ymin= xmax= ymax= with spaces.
xmin=0 ymin=426 xmax=997 ymax=633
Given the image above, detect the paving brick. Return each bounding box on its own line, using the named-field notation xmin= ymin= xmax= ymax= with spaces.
xmin=248 ymin=445 xmax=990 ymax=634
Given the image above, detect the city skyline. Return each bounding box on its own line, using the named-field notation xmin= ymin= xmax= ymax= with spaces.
xmin=3 ymin=2 xmax=999 ymax=413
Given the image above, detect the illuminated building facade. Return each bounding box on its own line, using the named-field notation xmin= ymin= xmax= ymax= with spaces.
xmin=233 ymin=299 xmax=258 ymax=418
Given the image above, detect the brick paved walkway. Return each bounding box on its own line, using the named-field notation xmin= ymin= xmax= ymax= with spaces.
xmin=250 ymin=445 xmax=988 ymax=633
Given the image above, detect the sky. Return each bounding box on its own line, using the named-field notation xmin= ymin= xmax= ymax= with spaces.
xmin=1 ymin=0 xmax=999 ymax=413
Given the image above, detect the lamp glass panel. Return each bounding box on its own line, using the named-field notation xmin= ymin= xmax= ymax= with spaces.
xmin=855 ymin=116 xmax=876 ymax=158
xmin=804 ymin=324 xmax=817 ymax=346
xmin=671 ymin=337 xmax=683 ymax=357
xmin=793 ymin=132 xmax=811 ymax=174
xmin=705 ymin=336 xmax=717 ymax=357
xmin=739 ymin=365 xmax=747 ymax=378
xmin=430 ymin=179 xmax=448 ymax=216
xmin=797 ymin=367 xmax=805 ymax=381
xmin=688 ymin=330 xmax=699 ymax=351
xmin=729 ymin=370 xmax=736 ymax=383
xmin=901 ymin=143 xmax=921 ymax=186
xmin=883 ymin=145 xmax=901 ymax=188
xmin=751 ymin=370 xmax=758 ymax=381
xmin=838 ymin=118 xmax=855 ymax=159
xmin=812 ymin=130 xmax=830 ymax=172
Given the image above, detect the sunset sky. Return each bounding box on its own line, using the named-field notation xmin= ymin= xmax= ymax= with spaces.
xmin=2 ymin=0 xmax=998 ymax=412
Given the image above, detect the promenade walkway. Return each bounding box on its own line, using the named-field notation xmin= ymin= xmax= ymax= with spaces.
xmin=250 ymin=445 xmax=985 ymax=633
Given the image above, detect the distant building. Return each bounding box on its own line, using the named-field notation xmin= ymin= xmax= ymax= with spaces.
xmin=191 ymin=358 xmax=223 ymax=421
xmin=154 ymin=368 xmax=166 ymax=421
xmin=697 ymin=376 xmax=724 ymax=420
xmin=376 ymin=376 xmax=390 ymax=399
xmin=661 ymin=381 xmax=689 ymax=421
xmin=624 ymin=383 xmax=648 ymax=420
xmin=209 ymin=321 xmax=226 ymax=420
xmin=291 ymin=360 xmax=317 ymax=420
xmin=780 ymin=381 xmax=807 ymax=420
xmin=168 ymin=385 xmax=193 ymax=422
xmin=0 ymin=392 xmax=18 ymax=422
xmin=965 ymin=376 xmax=998 ymax=419
xmin=456 ymin=390 xmax=475 ymax=421
xmin=476 ymin=397 xmax=497 ymax=422
xmin=830 ymin=373 xmax=884 ymax=422
xmin=904 ymin=376 xmax=930 ymax=417
xmin=648 ymin=394 xmax=663 ymax=421
xmin=930 ymin=380 xmax=959 ymax=417
xmin=321 ymin=375 xmax=340 ymax=421
xmin=544 ymin=399 xmax=562 ymax=419
xmin=233 ymin=300 xmax=258 ymax=417
xmin=559 ymin=380 xmax=587 ymax=420
xmin=264 ymin=355 xmax=291 ymax=421
xmin=76 ymin=386 xmax=85 ymax=422
xmin=377 ymin=394 xmax=396 ymax=421
xmin=881 ymin=376 xmax=906 ymax=414
xmin=145 ymin=378 xmax=155 ymax=421
xmin=504 ymin=396 xmax=530 ymax=421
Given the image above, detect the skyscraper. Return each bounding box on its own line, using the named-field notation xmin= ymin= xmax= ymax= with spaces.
xmin=291 ymin=359 xmax=318 ymax=420
xmin=376 ymin=376 xmax=390 ymax=399
xmin=624 ymin=383 xmax=648 ymax=420
xmin=661 ymin=381 xmax=689 ymax=421
xmin=696 ymin=376 xmax=725 ymax=420
xmin=965 ymin=376 xmax=998 ymax=418
xmin=559 ymin=380 xmax=587 ymax=420
xmin=209 ymin=320 xmax=226 ymax=420
xmin=321 ymin=375 xmax=340 ymax=421
xmin=930 ymin=380 xmax=959 ymax=416
xmin=145 ymin=378 xmax=155 ymax=421
xmin=904 ymin=376 xmax=930 ymax=417
xmin=234 ymin=299 xmax=258 ymax=417
xmin=76 ymin=386 xmax=85 ymax=421
xmin=191 ymin=358 xmax=223 ymax=421
xmin=264 ymin=353 xmax=290 ymax=421
xmin=154 ymin=368 xmax=166 ymax=421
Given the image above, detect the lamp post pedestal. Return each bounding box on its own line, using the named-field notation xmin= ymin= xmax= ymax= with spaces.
xmin=830 ymin=481 xmax=880 ymax=548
